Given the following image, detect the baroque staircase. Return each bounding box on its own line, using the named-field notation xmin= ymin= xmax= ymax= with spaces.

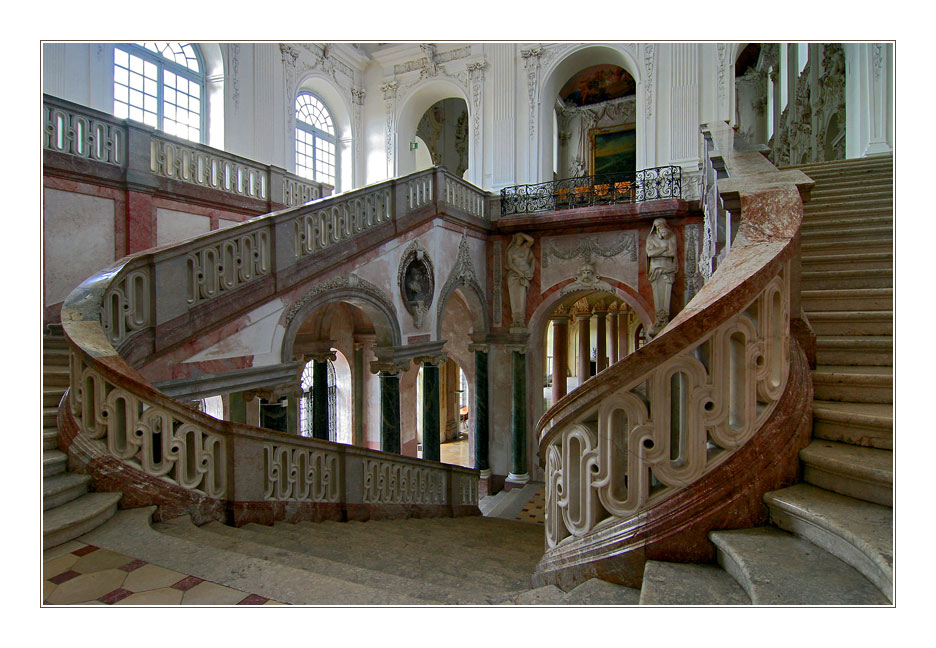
xmin=640 ymin=154 xmax=894 ymax=604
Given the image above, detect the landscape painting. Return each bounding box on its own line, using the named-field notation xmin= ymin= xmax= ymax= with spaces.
xmin=589 ymin=124 xmax=636 ymax=176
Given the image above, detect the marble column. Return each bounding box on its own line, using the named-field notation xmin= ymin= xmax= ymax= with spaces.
xmin=550 ymin=314 xmax=569 ymax=403
xmin=377 ymin=368 xmax=402 ymax=454
xmin=594 ymin=308 xmax=608 ymax=373
xmin=575 ymin=310 xmax=591 ymax=383
xmin=609 ymin=305 xmax=620 ymax=364
xmin=418 ymin=355 xmax=445 ymax=463
xmin=507 ymin=345 xmax=529 ymax=484
xmin=444 ymin=360 xmax=459 ymax=442
xmin=469 ymin=344 xmax=490 ymax=476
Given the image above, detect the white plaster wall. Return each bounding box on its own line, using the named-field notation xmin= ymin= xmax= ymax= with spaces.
xmin=44 ymin=188 xmax=115 ymax=305
xmin=156 ymin=209 xmax=211 ymax=247
xmin=183 ymin=298 xmax=287 ymax=367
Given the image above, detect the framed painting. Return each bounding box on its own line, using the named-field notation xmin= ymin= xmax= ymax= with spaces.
xmin=588 ymin=123 xmax=637 ymax=176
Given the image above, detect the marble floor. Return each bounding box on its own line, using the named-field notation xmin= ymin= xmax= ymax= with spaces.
xmin=43 ymin=539 xmax=285 ymax=606
xmin=440 ymin=436 xmax=470 ymax=467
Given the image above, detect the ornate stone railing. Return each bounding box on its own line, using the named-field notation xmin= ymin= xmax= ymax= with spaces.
xmin=43 ymin=94 xmax=329 ymax=208
xmin=58 ymin=164 xmax=489 ymax=526
xmin=532 ymin=121 xmax=814 ymax=589
xmin=443 ymin=174 xmax=487 ymax=219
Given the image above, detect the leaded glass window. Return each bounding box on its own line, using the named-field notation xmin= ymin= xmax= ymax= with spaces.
xmin=114 ymin=42 xmax=205 ymax=143
xmin=295 ymin=93 xmax=337 ymax=186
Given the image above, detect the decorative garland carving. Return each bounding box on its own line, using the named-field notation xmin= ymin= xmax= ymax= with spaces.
xmin=642 ymin=44 xmax=655 ymax=120
xmin=541 ymin=232 xmax=638 ymax=270
xmin=492 ymin=240 xmax=503 ymax=328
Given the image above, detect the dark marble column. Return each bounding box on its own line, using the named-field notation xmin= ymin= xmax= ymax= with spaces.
xmin=508 ymin=346 xmax=529 ymax=483
xmin=378 ymin=369 xmax=402 ymax=454
xmin=550 ymin=314 xmax=569 ymax=404
xmin=421 ymin=360 xmax=442 ymax=462
xmin=470 ymin=344 xmax=489 ymax=476
xmin=594 ymin=308 xmax=608 ymax=373
xmin=575 ymin=310 xmax=592 ymax=383
xmin=609 ymin=306 xmax=620 ymax=364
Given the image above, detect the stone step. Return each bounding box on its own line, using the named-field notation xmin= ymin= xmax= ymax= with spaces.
xmin=43 ymin=449 xmax=67 ymax=477
xmin=43 ymin=471 xmax=91 ymax=510
xmin=813 ymin=400 xmax=892 ymax=450
xmin=802 ymin=238 xmax=893 ymax=257
xmin=285 ymin=518 xmax=541 ymax=576
xmin=801 ymin=268 xmax=892 ymax=290
xmin=485 ymin=484 xmax=542 ymax=520
xmin=815 ymin=337 xmax=893 ymax=367
xmin=479 ymin=490 xmax=507 ymax=516
xmin=796 ymin=160 xmax=893 ymax=176
xmin=160 ymin=519 xmax=477 ymax=604
xmin=803 ymin=210 xmax=894 ymax=225
xmin=807 ymin=186 xmax=892 ymax=202
xmin=799 ymin=440 xmax=892 ymax=507
xmin=807 ymin=311 xmax=893 ymax=336
xmin=800 ymin=224 xmax=893 ymax=244
xmin=638 ymin=561 xmax=750 ymax=605
xmin=43 ymin=428 xmax=59 ymax=451
xmin=149 ymin=517 xmax=445 ymax=605
xmin=801 ymin=288 xmax=892 ymax=313
xmin=43 ymin=491 xmax=122 ymax=549
xmin=44 ymin=367 xmax=70 ymax=387
xmin=812 ymin=365 xmax=892 ymax=403
xmin=43 ymin=406 xmax=59 ymax=428
xmin=709 ymin=527 xmax=889 ymax=605
xmin=801 ymin=251 xmax=892 ymax=272
xmin=44 ymin=388 xmax=66 ymax=409
xmin=243 ymin=520 xmax=536 ymax=592
xmin=764 ymin=483 xmax=893 ymax=602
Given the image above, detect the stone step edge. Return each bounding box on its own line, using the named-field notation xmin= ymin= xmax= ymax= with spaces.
xmin=43 ymin=492 xmax=122 ymax=549
xmin=800 ymin=442 xmax=893 ymax=487
xmin=764 ymin=485 xmax=893 ymax=602
xmin=162 ymin=519 xmax=495 ymax=604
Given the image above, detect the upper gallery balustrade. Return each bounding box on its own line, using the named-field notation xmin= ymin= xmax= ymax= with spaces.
xmin=499 ymin=166 xmax=682 ymax=217
xmin=43 ymin=94 xmax=331 ymax=209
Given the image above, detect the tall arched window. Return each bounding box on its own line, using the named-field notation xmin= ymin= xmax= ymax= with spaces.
xmin=295 ymin=93 xmax=337 ymax=187
xmin=114 ymin=42 xmax=205 ymax=143
xmin=300 ymin=359 xmax=337 ymax=441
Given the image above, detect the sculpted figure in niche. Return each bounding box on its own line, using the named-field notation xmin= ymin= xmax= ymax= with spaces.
xmin=505 ymin=232 xmax=535 ymax=329
xmin=646 ymin=218 xmax=677 ymax=337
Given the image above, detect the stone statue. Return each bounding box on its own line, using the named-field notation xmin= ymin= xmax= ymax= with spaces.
xmin=646 ymin=218 xmax=677 ymax=337
xmin=505 ymin=232 xmax=535 ymax=329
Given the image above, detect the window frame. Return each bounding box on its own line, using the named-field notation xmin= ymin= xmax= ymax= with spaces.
xmin=113 ymin=42 xmax=207 ymax=144
xmin=294 ymin=91 xmax=338 ymax=188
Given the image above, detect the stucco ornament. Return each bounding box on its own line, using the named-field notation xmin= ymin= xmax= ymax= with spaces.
xmin=646 ymin=218 xmax=677 ymax=337
xmin=505 ymin=232 xmax=535 ymax=329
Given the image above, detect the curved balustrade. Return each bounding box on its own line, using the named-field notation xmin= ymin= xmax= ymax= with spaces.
xmin=58 ymin=165 xmax=488 ymax=526
xmin=533 ymin=122 xmax=814 ymax=588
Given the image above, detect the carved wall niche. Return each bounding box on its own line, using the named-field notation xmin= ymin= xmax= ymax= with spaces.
xmin=397 ymin=240 xmax=435 ymax=329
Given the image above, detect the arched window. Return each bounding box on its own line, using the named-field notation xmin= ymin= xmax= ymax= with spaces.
xmin=113 ymin=42 xmax=205 ymax=143
xmin=295 ymin=93 xmax=337 ymax=187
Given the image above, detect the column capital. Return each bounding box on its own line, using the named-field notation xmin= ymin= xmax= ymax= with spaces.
xmin=370 ymin=361 xmax=409 ymax=376
xmin=550 ymin=312 xmax=571 ymax=323
xmin=306 ymin=349 xmax=337 ymax=363
xmin=468 ymin=343 xmax=489 ymax=354
xmin=413 ymin=353 xmax=448 ymax=367
xmin=506 ymin=344 xmax=528 ymax=354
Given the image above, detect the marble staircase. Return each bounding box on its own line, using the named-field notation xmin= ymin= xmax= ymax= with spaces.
xmin=43 ymin=325 xmax=122 ymax=549
xmin=639 ymin=154 xmax=894 ymax=605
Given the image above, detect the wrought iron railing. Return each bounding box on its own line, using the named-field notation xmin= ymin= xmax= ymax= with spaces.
xmin=500 ymin=166 xmax=682 ymax=216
